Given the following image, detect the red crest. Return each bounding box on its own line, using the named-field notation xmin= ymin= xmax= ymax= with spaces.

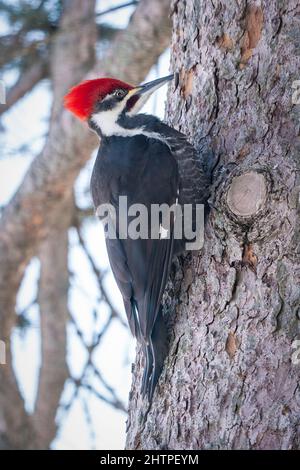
xmin=64 ymin=78 xmax=133 ymax=120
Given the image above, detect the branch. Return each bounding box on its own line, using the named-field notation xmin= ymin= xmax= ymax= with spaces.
xmin=0 ymin=59 xmax=48 ymax=116
xmin=32 ymin=196 xmax=71 ymax=449
xmin=82 ymin=382 xmax=126 ymax=412
xmin=96 ymin=1 xmax=138 ymax=18
xmin=75 ymin=225 xmax=128 ymax=328
xmin=81 ymin=395 xmax=96 ymax=449
xmin=56 ymin=309 xmax=127 ymax=420
xmin=0 ymin=332 xmax=35 ymax=449
xmin=95 ymin=0 xmax=172 ymax=83
xmin=74 ymin=206 xmax=95 ymax=223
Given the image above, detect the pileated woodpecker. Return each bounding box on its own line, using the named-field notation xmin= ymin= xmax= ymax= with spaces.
xmin=64 ymin=74 xmax=210 ymax=400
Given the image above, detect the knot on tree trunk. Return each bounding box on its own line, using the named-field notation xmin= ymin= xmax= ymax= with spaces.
xmin=212 ymin=165 xmax=275 ymax=242
xmin=226 ymin=171 xmax=267 ymax=217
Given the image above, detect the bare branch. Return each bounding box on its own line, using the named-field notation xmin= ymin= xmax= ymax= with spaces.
xmin=0 ymin=60 xmax=48 ymax=116
xmin=32 ymin=196 xmax=71 ymax=450
xmin=74 ymin=206 xmax=95 ymax=223
xmin=75 ymin=226 xmax=128 ymax=328
xmin=81 ymin=396 xmax=97 ymax=449
xmin=82 ymin=382 xmax=126 ymax=412
xmin=95 ymin=0 xmax=172 ymax=83
xmin=0 ymin=341 xmax=36 ymax=449
xmin=96 ymin=1 xmax=138 ymax=18
xmin=67 ymin=309 xmax=127 ymax=413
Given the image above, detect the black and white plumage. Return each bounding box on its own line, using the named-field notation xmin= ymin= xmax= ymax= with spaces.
xmin=64 ymin=75 xmax=210 ymax=400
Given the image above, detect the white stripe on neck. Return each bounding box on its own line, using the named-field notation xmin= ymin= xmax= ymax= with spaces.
xmin=91 ymin=110 xmax=170 ymax=147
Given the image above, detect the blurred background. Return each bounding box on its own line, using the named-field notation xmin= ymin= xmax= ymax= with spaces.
xmin=0 ymin=0 xmax=171 ymax=449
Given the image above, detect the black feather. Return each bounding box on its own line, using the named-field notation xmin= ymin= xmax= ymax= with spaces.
xmin=91 ymin=114 xmax=210 ymax=401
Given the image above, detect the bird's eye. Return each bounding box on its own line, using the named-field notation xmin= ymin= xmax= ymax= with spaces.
xmin=114 ymin=89 xmax=126 ymax=99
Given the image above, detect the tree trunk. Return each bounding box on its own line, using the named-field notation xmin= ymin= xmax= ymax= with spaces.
xmin=126 ymin=0 xmax=300 ymax=450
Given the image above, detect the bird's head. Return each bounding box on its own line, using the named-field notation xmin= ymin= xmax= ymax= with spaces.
xmin=64 ymin=74 xmax=173 ymax=136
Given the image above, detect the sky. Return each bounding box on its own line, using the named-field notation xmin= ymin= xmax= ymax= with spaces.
xmin=0 ymin=0 xmax=170 ymax=449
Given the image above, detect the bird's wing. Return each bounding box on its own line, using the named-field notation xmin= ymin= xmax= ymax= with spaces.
xmin=105 ymin=236 xmax=140 ymax=338
xmin=137 ymin=225 xmax=175 ymax=339
xmin=103 ymin=137 xmax=179 ymax=341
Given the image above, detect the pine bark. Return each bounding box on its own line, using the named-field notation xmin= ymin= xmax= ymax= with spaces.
xmin=126 ymin=0 xmax=300 ymax=450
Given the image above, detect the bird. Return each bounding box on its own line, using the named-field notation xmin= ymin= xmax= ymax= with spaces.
xmin=64 ymin=74 xmax=210 ymax=401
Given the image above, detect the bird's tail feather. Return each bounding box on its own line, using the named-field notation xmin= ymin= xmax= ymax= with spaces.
xmin=141 ymin=343 xmax=152 ymax=397
xmin=140 ymin=306 xmax=168 ymax=401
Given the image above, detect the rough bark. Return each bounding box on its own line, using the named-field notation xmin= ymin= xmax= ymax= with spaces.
xmin=126 ymin=0 xmax=300 ymax=450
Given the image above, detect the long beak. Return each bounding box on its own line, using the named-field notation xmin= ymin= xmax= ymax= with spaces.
xmin=128 ymin=74 xmax=174 ymax=98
